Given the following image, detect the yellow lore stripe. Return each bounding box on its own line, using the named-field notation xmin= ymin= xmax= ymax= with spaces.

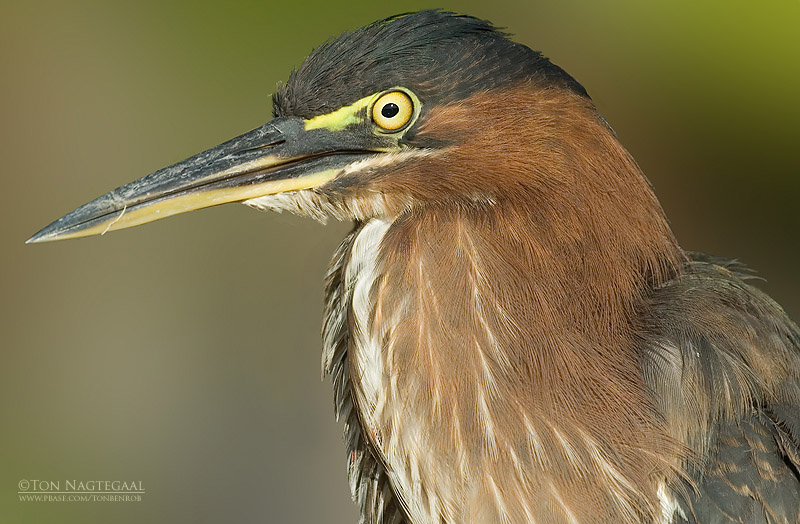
xmin=303 ymin=94 xmax=377 ymax=131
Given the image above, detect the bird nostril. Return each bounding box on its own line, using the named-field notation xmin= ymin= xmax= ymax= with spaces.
xmin=241 ymin=140 xmax=286 ymax=154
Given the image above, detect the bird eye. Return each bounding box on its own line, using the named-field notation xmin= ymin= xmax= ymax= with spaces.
xmin=372 ymin=91 xmax=414 ymax=131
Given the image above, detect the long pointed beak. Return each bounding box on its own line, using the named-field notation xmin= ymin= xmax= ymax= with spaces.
xmin=27 ymin=116 xmax=373 ymax=243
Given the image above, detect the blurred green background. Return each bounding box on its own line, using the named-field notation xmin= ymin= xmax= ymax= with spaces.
xmin=2 ymin=1 xmax=798 ymax=522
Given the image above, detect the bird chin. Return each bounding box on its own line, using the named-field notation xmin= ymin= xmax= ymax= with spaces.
xmin=243 ymin=188 xmax=397 ymax=223
xmin=244 ymin=190 xmax=342 ymax=223
xmin=244 ymin=149 xmax=433 ymax=222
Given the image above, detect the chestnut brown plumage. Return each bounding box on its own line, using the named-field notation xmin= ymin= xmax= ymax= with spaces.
xmin=28 ymin=10 xmax=800 ymax=524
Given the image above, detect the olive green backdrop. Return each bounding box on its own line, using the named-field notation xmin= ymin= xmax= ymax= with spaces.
xmin=2 ymin=1 xmax=798 ymax=523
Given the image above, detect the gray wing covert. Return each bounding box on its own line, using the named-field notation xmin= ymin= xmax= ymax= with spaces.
xmin=643 ymin=254 xmax=800 ymax=524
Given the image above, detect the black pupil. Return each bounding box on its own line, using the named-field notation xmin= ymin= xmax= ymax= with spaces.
xmin=381 ymin=103 xmax=400 ymax=119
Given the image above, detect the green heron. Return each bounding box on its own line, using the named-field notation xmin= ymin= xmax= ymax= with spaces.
xmin=28 ymin=10 xmax=800 ymax=524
